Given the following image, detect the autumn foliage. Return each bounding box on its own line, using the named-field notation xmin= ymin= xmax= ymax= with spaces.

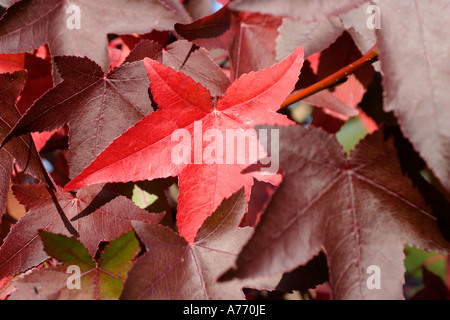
xmin=0 ymin=0 xmax=449 ymax=300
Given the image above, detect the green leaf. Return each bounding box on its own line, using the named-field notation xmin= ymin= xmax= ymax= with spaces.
xmin=131 ymin=184 xmax=159 ymax=210
xmin=404 ymin=245 xmax=446 ymax=280
xmin=9 ymin=231 xmax=141 ymax=300
xmin=98 ymin=230 xmax=141 ymax=299
xmin=336 ymin=116 xmax=369 ymax=155
xmin=39 ymin=230 xmax=95 ymax=270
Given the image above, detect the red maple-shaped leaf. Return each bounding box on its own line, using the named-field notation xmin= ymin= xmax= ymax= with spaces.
xmin=121 ymin=189 xmax=281 ymax=300
xmin=0 ymin=0 xmax=190 ymax=73
xmin=0 ymin=70 xmax=47 ymax=222
xmin=222 ymin=125 xmax=450 ymax=299
xmin=0 ymin=183 xmax=163 ymax=279
xmin=175 ymin=5 xmax=282 ymax=79
xmin=65 ymin=45 xmax=305 ymax=243
xmin=4 ymin=56 xmax=153 ymax=178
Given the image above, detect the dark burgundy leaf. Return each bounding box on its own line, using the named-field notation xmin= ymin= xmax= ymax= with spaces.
xmin=126 ymin=39 xmax=231 ymax=97
xmin=121 ymin=189 xmax=281 ymax=300
xmin=176 ymin=5 xmax=282 ymax=79
xmin=229 ymin=0 xmax=367 ymax=23
xmin=316 ymin=32 xmax=374 ymax=88
xmin=222 ymin=125 xmax=450 ymax=299
xmin=0 ymin=0 xmax=190 ymax=73
xmin=276 ymin=17 xmax=344 ymax=61
xmin=0 ymin=70 xmax=47 ymax=222
xmin=276 ymin=2 xmax=377 ymax=62
xmin=373 ymin=0 xmax=450 ymax=193
xmin=0 ymin=183 xmax=163 ymax=279
xmin=5 ymin=56 xmax=153 ymax=178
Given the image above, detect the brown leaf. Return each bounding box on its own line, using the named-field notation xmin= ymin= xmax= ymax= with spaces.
xmin=222 ymin=125 xmax=450 ymax=299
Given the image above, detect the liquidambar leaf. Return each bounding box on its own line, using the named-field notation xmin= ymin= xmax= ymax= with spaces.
xmin=0 ymin=70 xmax=47 ymax=223
xmin=121 ymin=189 xmax=280 ymax=300
xmin=373 ymin=0 xmax=450 ymax=193
xmin=125 ymin=39 xmax=231 ymax=97
xmin=222 ymin=125 xmax=450 ymax=299
xmin=175 ymin=5 xmax=282 ymax=79
xmin=4 ymin=56 xmax=153 ymax=178
xmin=229 ymin=0 xmax=367 ymax=23
xmin=65 ymin=46 xmax=305 ymax=243
xmin=0 ymin=0 xmax=190 ymax=73
xmin=0 ymin=183 xmax=162 ymax=279
xmin=8 ymin=230 xmax=140 ymax=300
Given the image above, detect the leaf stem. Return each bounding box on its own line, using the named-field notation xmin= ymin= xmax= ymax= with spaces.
xmin=280 ymin=44 xmax=379 ymax=109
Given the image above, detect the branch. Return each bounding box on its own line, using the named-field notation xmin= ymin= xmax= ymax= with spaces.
xmin=280 ymin=44 xmax=379 ymax=110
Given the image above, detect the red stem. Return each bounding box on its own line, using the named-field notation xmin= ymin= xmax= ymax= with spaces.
xmin=280 ymin=44 xmax=379 ymax=109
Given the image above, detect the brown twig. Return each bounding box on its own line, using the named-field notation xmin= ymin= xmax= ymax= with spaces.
xmin=280 ymin=44 xmax=379 ymax=110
